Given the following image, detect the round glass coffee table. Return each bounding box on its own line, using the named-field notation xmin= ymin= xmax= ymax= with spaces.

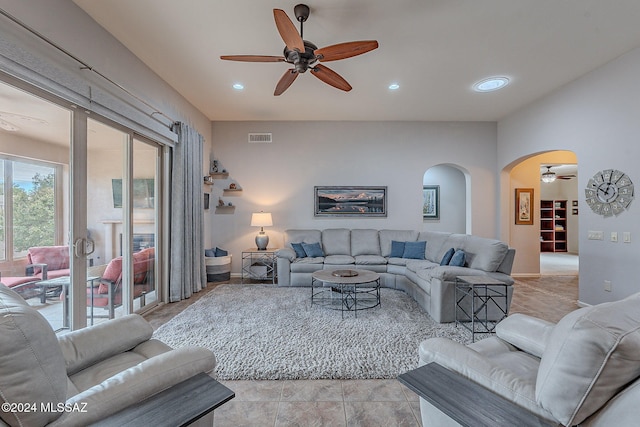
xmin=311 ymin=269 xmax=381 ymax=318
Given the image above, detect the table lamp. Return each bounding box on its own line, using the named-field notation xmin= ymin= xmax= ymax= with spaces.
xmin=251 ymin=212 xmax=273 ymax=250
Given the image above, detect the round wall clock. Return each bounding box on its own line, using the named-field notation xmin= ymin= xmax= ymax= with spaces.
xmin=585 ymin=169 xmax=634 ymax=217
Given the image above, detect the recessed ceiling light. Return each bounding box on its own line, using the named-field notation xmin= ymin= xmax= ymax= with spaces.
xmin=388 ymin=83 xmax=400 ymax=90
xmin=232 ymin=83 xmax=244 ymax=90
xmin=473 ymin=77 xmax=509 ymax=92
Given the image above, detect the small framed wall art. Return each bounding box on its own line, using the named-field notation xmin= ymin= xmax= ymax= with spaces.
xmin=422 ymin=185 xmax=440 ymax=220
xmin=515 ymin=188 xmax=534 ymax=225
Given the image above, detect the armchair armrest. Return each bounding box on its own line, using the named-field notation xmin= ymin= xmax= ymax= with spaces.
xmin=495 ymin=313 xmax=555 ymax=358
xmin=58 ymin=314 xmax=153 ymax=375
xmin=25 ymin=263 xmax=48 ymax=279
xmin=49 ymin=347 xmax=216 ymax=427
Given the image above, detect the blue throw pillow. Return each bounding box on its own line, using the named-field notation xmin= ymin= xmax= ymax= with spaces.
xmin=449 ymin=250 xmax=466 ymax=267
xmin=389 ymin=240 xmax=406 ymax=258
xmin=215 ymin=247 xmax=228 ymax=257
xmin=440 ymin=248 xmax=455 ymax=266
xmin=204 ymin=248 xmax=216 ymax=257
xmin=291 ymin=242 xmax=307 ymax=258
xmin=403 ymin=241 xmax=426 ymax=260
xmin=302 ymin=242 xmax=324 ymax=257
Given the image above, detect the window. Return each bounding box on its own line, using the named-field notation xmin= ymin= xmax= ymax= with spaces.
xmin=0 ymin=156 xmax=59 ymax=263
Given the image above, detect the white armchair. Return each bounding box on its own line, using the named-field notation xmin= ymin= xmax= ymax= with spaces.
xmin=0 ymin=284 xmax=219 ymax=427
xmin=418 ymin=292 xmax=640 ymax=426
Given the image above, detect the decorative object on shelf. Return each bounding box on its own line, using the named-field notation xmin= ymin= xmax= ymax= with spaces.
xmin=210 ymin=160 xmax=219 ymax=173
xmin=204 ymin=193 xmax=210 ymax=210
xmin=585 ymin=169 xmax=634 ymax=217
xmin=251 ymin=211 xmax=273 ymax=250
xmin=314 ymin=186 xmax=387 ymax=217
xmin=229 ymin=183 xmax=237 ymax=190
xmin=515 ymin=188 xmax=534 ymax=225
xmin=422 ymin=185 xmax=440 ymax=220
xmin=204 ymin=175 xmax=213 ymax=184
xmin=218 ymin=197 xmax=225 ymax=207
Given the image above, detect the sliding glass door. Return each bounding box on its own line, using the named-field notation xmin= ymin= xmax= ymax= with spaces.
xmin=0 ymin=77 xmax=162 ymax=330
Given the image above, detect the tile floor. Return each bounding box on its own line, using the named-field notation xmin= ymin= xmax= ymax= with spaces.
xmin=142 ymin=275 xmax=579 ymax=427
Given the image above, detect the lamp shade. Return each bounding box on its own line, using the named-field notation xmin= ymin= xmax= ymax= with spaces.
xmin=251 ymin=212 xmax=273 ymax=227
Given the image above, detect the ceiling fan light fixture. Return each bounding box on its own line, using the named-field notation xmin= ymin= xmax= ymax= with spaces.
xmin=473 ymin=76 xmax=509 ymax=92
xmin=541 ymin=170 xmax=557 ymax=183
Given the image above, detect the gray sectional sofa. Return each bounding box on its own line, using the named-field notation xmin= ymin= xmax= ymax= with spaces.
xmin=275 ymin=229 xmax=516 ymax=323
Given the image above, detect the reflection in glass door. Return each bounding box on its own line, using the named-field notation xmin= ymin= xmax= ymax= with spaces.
xmin=132 ymin=137 xmax=159 ymax=311
xmin=0 ymin=80 xmax=72 ymax=331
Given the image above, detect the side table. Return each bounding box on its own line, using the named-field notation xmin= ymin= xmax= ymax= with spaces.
xmin=455 ymin=275 xmax=509 ymax=342
xmin=241 ymin=248 xmax=278 ymax=284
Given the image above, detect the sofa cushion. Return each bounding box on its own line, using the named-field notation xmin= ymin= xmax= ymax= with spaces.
xmin=536 ymin=292 xmax=640 ymax=426
xmin=449 ymin=250 xmax=466 ymax=267
xmin=324 ymin=255 xmax=355 ymax=265
xmin=379 ymin=230 xmax=418 ymax=257
xmin=291 ymin=242 xmax=307 ymax=258
xmin=387 ymin=257 xmax=410 ymax=266
xmin=389 ymin=240 xmax=406 ymax=258
xmin=462 ymin=236 xmax=509 ymax=272
xmin=403 ymin=241 xmax=426 ymax=259
xmin=406 ymin=260 xmax=439 ymax=273
xmin=420 ymin=231 xmax=452 ymax=262
xmin=302 ymin=242 xmax=324 ymax=257
xmin=351 ymin=229 xmax=381 ymax=256
xmin=440 ymin=248 xmax=455 ymax=265
xmin=322 ymin=228 xmax=351 ymax=255
xmin=355 ymin=255 xmax=387 ymax=265
xmin=284 ymin=229 xmax=322 ymax=246
xmin=0 ymin=285 xmax=67 ymax=427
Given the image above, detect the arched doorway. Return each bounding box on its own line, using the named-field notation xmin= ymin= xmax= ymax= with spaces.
xmin=423 ymin=164 xmax=469 ymax=234
xmin=502 ymin=151 xmax=579 ymax=276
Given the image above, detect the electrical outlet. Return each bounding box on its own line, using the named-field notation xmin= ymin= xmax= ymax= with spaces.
xmin=611 ymin=232 xmax=618 ymax=242
xmin=604 ymin=280 xmax=612 ymax=292
xmin=623 ymin=232 xmax=631 ymax=243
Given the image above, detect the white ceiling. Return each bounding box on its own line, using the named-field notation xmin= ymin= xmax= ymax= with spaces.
xmin=69 ymin=0 xmax=640 ymax=122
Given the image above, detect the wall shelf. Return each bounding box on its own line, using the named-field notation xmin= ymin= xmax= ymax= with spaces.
xmin=209 ymin=172 xmax=229 ymax=179
xmin=215 ymin=205 xmax=235 ymax=214
xmin=540 ymin=200 xmax=567 ymax=252
xmin=223 ymin=188 xmax=242 ymax=196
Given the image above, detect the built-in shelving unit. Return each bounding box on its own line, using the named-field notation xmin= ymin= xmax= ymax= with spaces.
xmin=208 ymin=160 xmax=241 ymax=214
xmin=540 ymin=200 xmax=567 ymax=252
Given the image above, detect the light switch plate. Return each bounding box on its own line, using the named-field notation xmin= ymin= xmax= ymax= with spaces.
xmin=623 ymin=232 xmax=631 ymax=243
xmin=611 ymin=232 xmax=618 ymax=242
xmin=588 ymin=231 xmax=604 ymax=240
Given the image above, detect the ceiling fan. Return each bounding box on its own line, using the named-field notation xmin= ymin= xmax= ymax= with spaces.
xmin=220 ymin=4 xmax=379 ymax=96
xmin=541 ymin=165 xmax=576 ymax=183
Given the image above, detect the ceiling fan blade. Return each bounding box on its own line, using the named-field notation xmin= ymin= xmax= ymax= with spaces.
xmin=274 ymin=69 xmax=299 ymax=96
xmin=310 ymin=64 xmax=352 ymax=92
xmin=273 ymin=9 xmax=304 ymax=52
xmin=315 ymin=40 xmax=379 ymax=62
xmin=220 ymin=55 xmax=285 ymax=62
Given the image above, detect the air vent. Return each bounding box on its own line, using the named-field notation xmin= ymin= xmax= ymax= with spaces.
xmin=248 ymin=133 xmax=272 ymax=143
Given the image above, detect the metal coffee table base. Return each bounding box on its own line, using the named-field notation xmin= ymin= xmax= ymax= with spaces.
xmin=311 ymin=269 xmax=381 ymax=318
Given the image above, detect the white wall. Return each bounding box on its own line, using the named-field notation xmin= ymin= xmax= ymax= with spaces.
xmin=423 ymin=165 xmax=466 ymax=233
xmin=210 ymin=121 xmax=497 ymax=273
xmin=498 ymin=47 xmax=640 ymax=305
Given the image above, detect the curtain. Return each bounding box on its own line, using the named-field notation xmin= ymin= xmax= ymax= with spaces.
xmin=169 ymin=122 xmax=206 ymax=301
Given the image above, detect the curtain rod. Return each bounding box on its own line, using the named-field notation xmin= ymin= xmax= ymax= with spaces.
xmin=0 ymin=8 xmax=179 ymax=129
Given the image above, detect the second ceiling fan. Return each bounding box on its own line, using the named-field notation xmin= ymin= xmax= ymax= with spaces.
xmin=220 ymin=4 xmax=379 ymax=96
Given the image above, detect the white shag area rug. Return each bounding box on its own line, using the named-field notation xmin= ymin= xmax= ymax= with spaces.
xmin=153 ymin=284 xmax=471 ymax=380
